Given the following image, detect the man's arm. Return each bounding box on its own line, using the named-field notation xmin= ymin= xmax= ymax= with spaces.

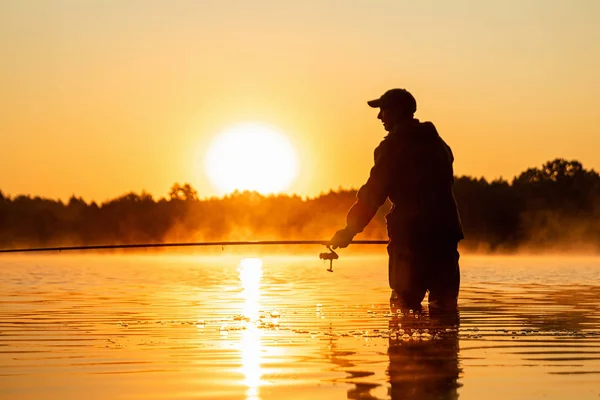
xmin=330 ymin=139 xmax=396 ymax=248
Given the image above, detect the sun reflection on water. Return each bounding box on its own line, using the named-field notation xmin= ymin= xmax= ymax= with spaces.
xmin=238 ymin=258 xmax=263 ymax=400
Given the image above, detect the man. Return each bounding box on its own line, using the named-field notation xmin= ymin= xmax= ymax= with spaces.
xmin=329 ymin=88 xmax=464 ymax=309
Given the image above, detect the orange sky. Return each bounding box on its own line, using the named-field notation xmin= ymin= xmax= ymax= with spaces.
xmin=1 ymin=1 xmax=599 ymax=202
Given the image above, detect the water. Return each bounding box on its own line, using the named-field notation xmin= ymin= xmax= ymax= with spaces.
xmin=1 ymin=253 xmax=600 ymax=399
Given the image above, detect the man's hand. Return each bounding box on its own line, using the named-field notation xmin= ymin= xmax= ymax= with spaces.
xmin=329 ymin=228 xmax=355 ymax=249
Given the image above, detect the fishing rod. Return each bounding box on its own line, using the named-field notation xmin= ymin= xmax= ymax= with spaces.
xmin=0 ymin=240 xmax=389 ymax=271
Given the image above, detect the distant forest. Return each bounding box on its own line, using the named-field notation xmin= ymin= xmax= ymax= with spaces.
xmin=1 ymin=158 xmax=599 ymax=253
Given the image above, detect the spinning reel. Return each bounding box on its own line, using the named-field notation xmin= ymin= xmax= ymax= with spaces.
xmin=319 ymin=245 xmax=339 ymax=272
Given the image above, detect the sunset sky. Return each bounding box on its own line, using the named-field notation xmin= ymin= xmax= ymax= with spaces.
xmin=1 ymin=0 xmax=599 ymax=202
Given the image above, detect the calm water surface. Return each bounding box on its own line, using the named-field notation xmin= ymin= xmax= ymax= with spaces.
xmin=1 ymin=253 xmax=600 ymax=399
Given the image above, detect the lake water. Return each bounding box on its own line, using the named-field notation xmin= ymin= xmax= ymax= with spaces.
xmin=1 ymin=252 xmax=600 ymax=399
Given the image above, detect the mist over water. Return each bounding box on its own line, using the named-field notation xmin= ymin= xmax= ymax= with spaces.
xmin=1 ymin=253 xmax=599 ymax=399
xmin=3 ymin=158 xmax=600 ymax=255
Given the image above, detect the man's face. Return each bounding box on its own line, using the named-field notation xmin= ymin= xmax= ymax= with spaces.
xmin=377 ymin=105 xmax=401 ymax=132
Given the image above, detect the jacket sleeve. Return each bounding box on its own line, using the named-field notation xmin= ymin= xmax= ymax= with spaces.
xmin=345 ymin=138 xmax=396 ymax=235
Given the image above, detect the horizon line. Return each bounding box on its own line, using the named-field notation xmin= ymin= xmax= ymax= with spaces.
xmin=1 ymin=157 xmax=595 ymax=204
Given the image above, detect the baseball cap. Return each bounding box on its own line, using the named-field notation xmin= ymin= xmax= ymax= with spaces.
xmin=367 ymin=88 xmax=417 ymax=114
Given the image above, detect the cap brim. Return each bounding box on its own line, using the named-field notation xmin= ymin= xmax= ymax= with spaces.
xmin=367 ymin=99 xmax=382 ymax=108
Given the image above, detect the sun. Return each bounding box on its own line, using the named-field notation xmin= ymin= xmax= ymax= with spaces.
xmin=205 ymin=123 xmax=299 ymax=194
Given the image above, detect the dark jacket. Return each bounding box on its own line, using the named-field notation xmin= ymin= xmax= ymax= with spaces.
xmin=345 ymin=119 xmax=464 ymax=248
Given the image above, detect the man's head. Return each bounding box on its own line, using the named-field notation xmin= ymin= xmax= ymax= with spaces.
xmin=367 ymin=88 xmax=417 ymax=132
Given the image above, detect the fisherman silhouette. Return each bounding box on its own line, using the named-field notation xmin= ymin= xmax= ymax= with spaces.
xmin=329 ymin=88 xmax=463 ymax=309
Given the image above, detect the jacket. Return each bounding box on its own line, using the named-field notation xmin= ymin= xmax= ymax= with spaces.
xmin=345 ymin=119 xmax=464 ymax=246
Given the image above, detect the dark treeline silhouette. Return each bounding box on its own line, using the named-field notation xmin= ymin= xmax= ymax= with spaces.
xmin=1 ymin=159 xmax=599 ymax=253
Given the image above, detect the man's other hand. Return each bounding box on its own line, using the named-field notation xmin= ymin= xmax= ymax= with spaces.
xmin=329 ymin=228 xmax=355 ymax=249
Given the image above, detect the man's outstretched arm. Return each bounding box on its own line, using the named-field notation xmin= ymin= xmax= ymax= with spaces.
xmin=329 ymin=140 xmax=395 ymax=249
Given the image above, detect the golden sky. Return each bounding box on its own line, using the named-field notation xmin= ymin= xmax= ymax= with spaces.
xmin=1 ymin=0 xmax=599 ymax=202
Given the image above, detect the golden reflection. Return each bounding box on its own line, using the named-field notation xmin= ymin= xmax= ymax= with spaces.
xmin=238 ymin=258 xmax=263 ymax=400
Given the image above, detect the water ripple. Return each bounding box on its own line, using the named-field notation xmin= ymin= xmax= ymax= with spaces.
xmin=0 ymin=254 xmax=599 ymax=400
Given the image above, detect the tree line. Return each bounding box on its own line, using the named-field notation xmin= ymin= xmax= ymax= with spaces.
xmin=1 ymin=158 xmax=599 ymax=253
